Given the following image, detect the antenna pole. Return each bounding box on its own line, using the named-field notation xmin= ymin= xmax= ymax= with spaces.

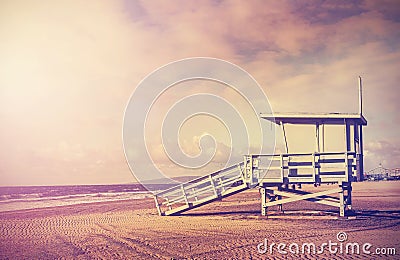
xmin=358 ymin=76 xmax=363 ymax=115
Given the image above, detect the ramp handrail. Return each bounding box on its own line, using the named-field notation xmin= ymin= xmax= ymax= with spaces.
xmin=155 ymin=162 xmax=244 ymax=197
xmin=154 ymin=162 xmax=246 ymax=215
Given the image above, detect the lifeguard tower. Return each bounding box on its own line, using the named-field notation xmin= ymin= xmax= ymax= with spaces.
xmin=154 ymin=78 xmax=367 ymax=218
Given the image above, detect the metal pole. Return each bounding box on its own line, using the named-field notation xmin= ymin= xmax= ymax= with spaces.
xmin=322 ymin=124 xmax=325 ymax=152
xmin=281 ymin=121 xmax=289 ymax=153
xmin=358 ymin=76 xmax=363 ymax=115
xmin=359 ymin=126 xmax=364 ymax=181
xmin=316 ymin=123 xmax=320 ymax=153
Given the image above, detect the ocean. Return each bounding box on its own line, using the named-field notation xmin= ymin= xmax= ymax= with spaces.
xmin=0 ymin=184 xmax=158 ymax=212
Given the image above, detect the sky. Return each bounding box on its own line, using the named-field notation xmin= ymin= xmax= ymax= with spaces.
xmin=1 ymin=0 xmax=399 ymax=185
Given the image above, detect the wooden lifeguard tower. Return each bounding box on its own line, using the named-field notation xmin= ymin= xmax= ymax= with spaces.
xmin=154 ymin=78 xmax=367 ymax=218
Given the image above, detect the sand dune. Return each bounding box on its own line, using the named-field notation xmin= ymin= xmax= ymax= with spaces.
xmin=0 ymin=182 xmax=399 ymax=259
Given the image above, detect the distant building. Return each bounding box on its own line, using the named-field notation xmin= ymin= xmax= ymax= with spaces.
xmin=365 ymin=164 xmax=400 ymax=181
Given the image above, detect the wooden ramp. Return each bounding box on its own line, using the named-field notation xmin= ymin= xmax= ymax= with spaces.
xmin=154 ymin=163 xmax=248 ymax=216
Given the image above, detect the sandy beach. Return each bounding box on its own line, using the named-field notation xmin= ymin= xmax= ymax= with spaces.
xmin=0 ymin=181 xmax=399 ymax=259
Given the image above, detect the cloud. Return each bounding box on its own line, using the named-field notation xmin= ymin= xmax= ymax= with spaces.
xmin=365 ymin=140 xmax=400 ymax=169
xmin=0 ymin=0 xmax=399 ymax=184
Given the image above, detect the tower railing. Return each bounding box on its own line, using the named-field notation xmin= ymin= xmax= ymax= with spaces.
xmin=245 ymin=151 xmax=357 ymax=184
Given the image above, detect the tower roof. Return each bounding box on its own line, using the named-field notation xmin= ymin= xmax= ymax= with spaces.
xmin=260 ymin=112 xmax=367 ymax=125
